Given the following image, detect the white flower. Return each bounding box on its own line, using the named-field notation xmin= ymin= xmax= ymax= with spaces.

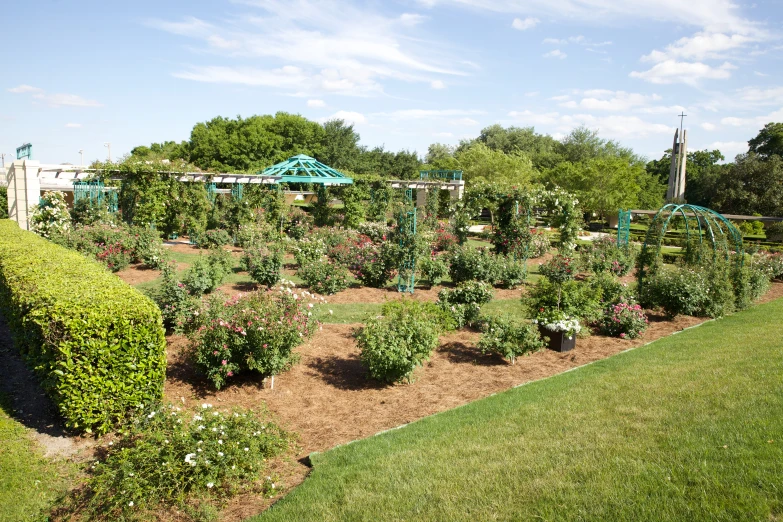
xmin=218 ymin=440 xmax=223 ymax=445
xmin=218 ymin=452 xmax=224 ymax=457
xmin=108 ymin=441 xmax=113 ymax=446
xmin=184 ymin=453 xmax=197 ymax=466
xmin=147 ymin=411 xmax=156 ymax=419
xmin=193 ymin=414 xmax=203 ymax=421
xmin=198 ymin=425 xmax=205 ymax=431
xmin=207 ymin=482 xmax=214 ymax=489
xmin=244 ymin=447 xmax=249 ymax=452
xmin=329 ymin=309 xmax=333 ymax=315
xmin=128 ymin=501 xmax=134 ymax=507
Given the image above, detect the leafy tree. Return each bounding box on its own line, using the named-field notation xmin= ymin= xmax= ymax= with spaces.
xmin=455 ymin=142 xmax=535 ymax=186
xmin=748 ymin=122 xmax=783 ymax=160
xmin=645 ymin=149 xmax=729 ymax=208
xmin=713 ymin=153 xmax=783 ymax=216
xmin=318 ymin=119 xmax=362 ymax=170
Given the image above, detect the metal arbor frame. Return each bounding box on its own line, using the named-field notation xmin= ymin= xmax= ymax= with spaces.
xmin=638 ymin=204 xmax=744 ymax=283
xmin=617 ymin=209 xmax=631 ymax=246
xmin=231 ymin=183 xmax=244 ymax=201
xmin=397 ymin=188 xmax=417 ymax=293
xmin=73 ymin=180 xmax=119 ymax=212
xmin=262 ymin=154 xmax=353 ymax=185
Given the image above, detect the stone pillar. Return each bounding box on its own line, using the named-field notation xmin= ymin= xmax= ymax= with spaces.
xmin=7 ymin=160 xmax=41 ymax=231
xmin=416 ymin=186 xmax=427 ymax=208
xmin=667 ymin=129 xmax=678 ymax=201
xmin=608 ymin=213 xmax=619 ymax=229
xmin=449 ymin=180 xmax=465 ymax=202
xmin=677 ymin=130 xmax=687 ymax=200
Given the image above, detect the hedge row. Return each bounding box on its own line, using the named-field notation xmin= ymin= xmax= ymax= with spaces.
xmin=0 ymin=220 xmax=166 ymax=434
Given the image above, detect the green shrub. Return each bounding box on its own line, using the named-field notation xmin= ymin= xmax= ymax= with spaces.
xmin=588 ymin=271 xmax=634 ymax=306
xmin=447 ymin=245 xmax=498 ymax=285
xmin=478 ymin=315 xmax=545 ymax=364
xmin=81 ymin=404 xmax=289 ymax=517
xmin=641 ymin=264 xmax=735 ymax=318
xmin=297 ymin=258 xmax=350 ymax=295
xmin=529 ymin=230 xmax=551 ymax=258
xmin=437 ymin=281 xmax=494 ymax=328
xmin=294 ymin=237 xmax=328 ymax=267
xmin=755 ymin=252 xmax=783 ymax=279
xmin=525 ymin=278 xmax=603 ymax=325
xmin=284 ymin=208 xmax=313 ymax=240
xmin=381 ymin=299 xmax=457 ymax=333
xmin=96 ymin=242 xmax=132 ymax=272
xmin=0 ymin=186 xmax=7 ymax=219
xmin=349 ymin=240 xmax=398 ymax=288
xmin=599 ymin=299 xmax=648 ymax=339
xmin=30 ymin=191 xmax=71 ymax=238
xmin=149 ymin=264 xmax=198 ymax=333
xmin=196 ymin=228 xmax=233 ymax=249
xmin=356 ymin=221 xmax=389 ymax=243
xmin=538 ymin=253 xmax=578 ymax=284
xmin=496 ymin=255 xmax=527 ymax=289
xmin=190 ymin=288 xmax=317 ymax=389
xmin=184 ymin=248 xmax=233 ymax=295
xmin=580 ymin=236 xmax=635 ymax=276
xmin=0 ymin=220 xmax=166 ymax=434
xmin=765 ymin=222 xmax=783 ymax=242
xmin=242 ymin=244 xmax=283 ymax=288
xmin=731 ymin=264 xmax=770 ymax=311
xmin=355 ymin=299 xmax=440 ymax=383
xmin=418 ymin=254 xmax=449 ymax=288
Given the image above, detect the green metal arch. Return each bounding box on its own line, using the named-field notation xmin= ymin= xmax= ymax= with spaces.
xmin=638 ymin=204 xmax=744 ymax=284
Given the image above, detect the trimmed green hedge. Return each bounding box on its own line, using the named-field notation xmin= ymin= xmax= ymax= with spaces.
xmin=0 ymin=220 xmax=166 ymax=434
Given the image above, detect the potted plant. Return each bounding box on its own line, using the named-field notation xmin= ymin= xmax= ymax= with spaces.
xmin=533 ymin=309 xmax=581 ymax=352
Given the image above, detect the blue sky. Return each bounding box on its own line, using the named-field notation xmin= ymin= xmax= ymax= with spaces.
xmin=2 ymin=0 xmax=782 ymax=166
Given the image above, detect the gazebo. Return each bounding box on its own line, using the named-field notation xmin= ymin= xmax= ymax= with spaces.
xmin=262 ymin=154 xmax=353 ymax=185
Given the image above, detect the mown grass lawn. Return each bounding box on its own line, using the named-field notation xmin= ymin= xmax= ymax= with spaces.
xmin=254 ymin=298 xmax=783 ymax=522
xmin=0 ymin=395 xmax=74 ymax=521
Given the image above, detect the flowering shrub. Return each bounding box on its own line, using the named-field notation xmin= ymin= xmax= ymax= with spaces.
xmin=581 ymin=236 xmax=635 ymax=276
xmin=529 ymin=230 xmax=551 ymax=258
xmin=196 ymin=228 xmax=233 ymax=249
xmin=355 ymin=299 xmax=441 ymax=383
xmin=189 ymin=285 xmax=319 ymax=389
xmin=433 ymin=225 xmax=459 ymax=252
xmin=447 ymin=245 xmax=499 ymax=285
xmin=356 ymin=221 xmax=390 ymax=243
xmin=599 ymin=299 xmax=648 ymax=339
xmin=418 ymin=253 xmax=449 ymax=288
xmin=241 ymin=244 xmax=283 ymax=288
xmin=755 ymin=252 xmax=783 ymax=280
xmin=496 ymin=255 xmax=527 ymax=289
xmin=297 ymin=258 xmax=350 ymax=295
xmin=588 ymin=271 xmax=634 ymax=307
xmin=81 ymin=404 xmax=289 ymax=517
xmin=151 ymin=264 xmax=198 ymax=332
xmin=184 ymin=248 xmax=233 ymax=295
xmin=30 ymin=191 xmax=71 ymax=238
xmin=349 ymin=240 xmax=397 ymax=288
xmin=640 ymin=265 xmax=734 ymax=318
xmin=284 ymin=208 xmax=313 ymax=240
xmin=538 ymin=254 xmax=577 ymax=284
xmin=294 ymin=237 xmax=328 ymax=267
xmin=437 ymin=280 xmax=494 ymax=328
xmin=96 ymin=242 xmax=132 ymax=272
xmin=479 ymin=315 xmax=545 ymax=364
xmin=524 ymin=279 xmax=603 ymax=325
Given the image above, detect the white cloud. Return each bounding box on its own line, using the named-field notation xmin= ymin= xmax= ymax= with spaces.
xmin=64 ymin=123 xmax=82 ymax=128
xmin=151 ymin=1 xmax=467 ymax=97
xmin=549 ymin=94 xmax=571 ymax=101
xmin=701 ymin=122 xmax=716 ymax=131
xmin=307 ymin=99 xmax=326 ymax=107
xmin=735 ymin=86 xmax=783 ymax=105
xmin=754 ymin=71 xmax=769 ymax=77
xmin=450 ymin=117 xmax=480 ymax=126
xmin=508 ymin=109 xmax=672 ymax=138
xmin=543 ymin=49 xmax=567 ymax=59
xmin=630 ymin=60 xmax=735 ymax=85
xmin=431 ymin=80 xmax=446 ymax=89
xmin=708 ymin=141 xmax=748 ymax=159
xmin=525 ymin=91 xmax=540 ymax=97
xmin=7 ymin=84 xmax=43 ymax=94
xmin=322 ymin=110 xmax=366 ymax=125
xmin=642 ymin=32 xmax=757 ymax=63
xmin=720 ymin=107 xmax=783 ymax=128
xmin=433 ymin=132 xmax=454 ymax=137
xmin=560 ymin=90 xmax=661 ymax=112
xmin=542 ymin=38 xmax=566 ymax=45
xmin=375 ymin=109 xmax=485 ymax=121
xmin=8 ymin=85 xmax=102 ymax=108
xmin=512 ymin=17 xmax=539 ymax=31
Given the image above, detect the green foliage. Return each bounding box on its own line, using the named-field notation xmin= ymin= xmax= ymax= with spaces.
xmin=754 ymin=252 xmax=783 ymax=279
xmin=418 ymin=254 xmax=449 ymax=288
xmin=599 ymin=300 xmax=648 ymax=339
xmin=197 ymin=228 xmax=233 ymax=249
xmin=235 ymin=220 xmax=276 ymax=249
xmin=525 ymin=278 xmax=603 ymax=325
xmin=478 ymin=315 xmax=545 ymax=364
xmin=349 ymin=240 xmax=398 ymax=288
xmin=0 ymin=220 xmax=166 ymax=434
xmin=294 ymin=237 xmax=328 ymax=267
xmin=356 ymin=221 xmax=390 ymax=243
xmin=30 ymin=191 xmax=71 ymax=238
xmin=580 ymin=236 xmax=635 ymax=276
xmin=242 ymin=244 xmax=283 ymax=288
xmin=339 ymin=185 xmax=366 ymax=229
xmin=149 ymin=264 xmax=198 ymax=333
xmin=529 ymin=230 xmax=551 ymax=258
xmin=447 ymin=245 xmax=498 ymax=285
xmin=735 ymin=220 xmax=765 ymax=237
xmin=731 ymin=264 xmax=770 ymax=311
xmin=538 ymin=253 xmax=577 ymax=284
xmin=284 ymin=208 xmax=313 ymax=240
xmin=355 ymin=300 xmax=441 ymax=383
xmin=712 ymin=153 xmax=783 ymax=216
xmin=380 ymin=300 xmax=457 ymax=333
xmin=640 ymin=265 xmax=735 ymax=318
xmin=81 ymin=404 xmax=289 ymax=517
xmin=184 ymin=248 xmax=233 ymax=295
xmin=456 ymin=141 xmax=536 ymax=186
xmin=495 ymin=255 xmax=527 ymax=289
xmin=190 ymin=288 xmax=318 ymax=389
xmin=748 ymin=122 xmax=783 ymax=160
xmin=297 ymin=258 xmax=350 ymax=295
xmin=437 ymin=281 xmax=495 ymax=328
xmin=313 ymin=185 xmax=331 ymax=227
xmin=366 ymin=185 xmax=394 ymax=222
xmin=0 ymin=186 xmax=7 ymax=219
xmin=766 ymin=222 xmax=783 ymax=242
xmin=587 ymin=271 xmax=634 ymax=307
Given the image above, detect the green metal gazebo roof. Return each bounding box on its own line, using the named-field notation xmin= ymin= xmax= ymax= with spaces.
xmin=262 ymin=154 xmax=353 ymax=185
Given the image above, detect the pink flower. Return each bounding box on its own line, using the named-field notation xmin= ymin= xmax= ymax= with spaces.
xmin=213 ymin=350 xmax=218 ymax=356
xmin=227 ymin=371 xmax=233 ymax=377
xmin=620 ymin=333 xmax=626 ymax=339
xmin=222 ymin=360 xmax=227 ymax=365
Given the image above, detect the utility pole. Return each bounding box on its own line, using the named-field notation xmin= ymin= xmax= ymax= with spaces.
xmin=1 ymin=153 xmax=6 ymax=169
xmin=78 ymin=149 xmax=84 ymax=166
xmin=104 ymin=142 xmax=111 ymax=162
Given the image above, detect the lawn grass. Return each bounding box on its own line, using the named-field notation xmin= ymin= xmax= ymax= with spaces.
xmin=254 ymin=298 xmax=783 ymax=522
xmin=0 ymin=394 xmax=74 ymax=521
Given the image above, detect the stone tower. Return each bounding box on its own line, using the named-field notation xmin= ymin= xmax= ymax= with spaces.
xmin=666 ymin=128 xmax=687 ymax=201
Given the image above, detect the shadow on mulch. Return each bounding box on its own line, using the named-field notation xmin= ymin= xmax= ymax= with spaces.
xmin=303 ymin=354 xmax=385 ymax=391
xmin=439 ymin=341 xmax=506 ymax=366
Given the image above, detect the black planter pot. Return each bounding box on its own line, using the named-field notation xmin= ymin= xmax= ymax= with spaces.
xmin=538 ymin=326 xmax=576 ymax=352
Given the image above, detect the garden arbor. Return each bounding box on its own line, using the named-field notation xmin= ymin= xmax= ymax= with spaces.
xmin=637 ymin=203 xmax=744 ymax=284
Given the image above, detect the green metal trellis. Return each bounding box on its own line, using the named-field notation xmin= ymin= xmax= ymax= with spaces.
xmin=617 ymin=209 xmax=631 ymax=247
xmin=73 ymin=180 xmax=118 ymax=212
xmin=231 ymin=183 xmax=244 ymax=201
xmin=206 ymin=183 xmax=217 ymax=204
xmin=397 ymin=188 xmax=417 ymax=293
xmin=638 ymin=203 xmax=744 ymax=286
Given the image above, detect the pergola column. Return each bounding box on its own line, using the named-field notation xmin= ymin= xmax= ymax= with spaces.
xmin=7 ymin=160 xmax=40 ymax=231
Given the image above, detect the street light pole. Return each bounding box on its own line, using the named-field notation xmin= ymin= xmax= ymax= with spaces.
xmin=104 ymin=142 xmax=111 ymax=162
xmin=78 ymin=149 xmax=84 ymax=166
